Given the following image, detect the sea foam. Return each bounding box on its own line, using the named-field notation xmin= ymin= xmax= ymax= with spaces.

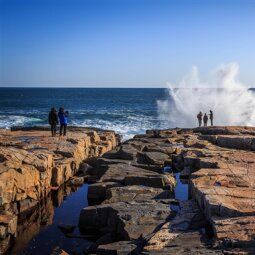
xmin=0 ymin=115 xmax=43 ymax=129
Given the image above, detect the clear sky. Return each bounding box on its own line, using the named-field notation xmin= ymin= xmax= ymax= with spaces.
xmin=0 ymin=0 xmax=255 ymax=87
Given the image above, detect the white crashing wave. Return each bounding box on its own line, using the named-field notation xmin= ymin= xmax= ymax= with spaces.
xmin=157 ymin=62 xmax=255 ymax=128
xmin=0 ymin=115 xmax=43 ymax=129
xmin=71 ymin=116 xmax=161 ymax=141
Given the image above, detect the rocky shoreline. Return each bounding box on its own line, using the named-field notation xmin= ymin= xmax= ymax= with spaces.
xmin=1 ymin=126 xmax=255 ymax=254
xmin=0 ymin=127 xmax=119 ymax=254
xmin=79 ymin=126 xmax=255 ymax=255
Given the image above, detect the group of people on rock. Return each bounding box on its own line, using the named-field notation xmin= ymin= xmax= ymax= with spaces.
xmin=197 ymin=110 xmax=213 ymax=127
xmin=49 ymin=107 xmax=213 ymax=136
xmin=48 ymin=107 xmax=69 ymax=136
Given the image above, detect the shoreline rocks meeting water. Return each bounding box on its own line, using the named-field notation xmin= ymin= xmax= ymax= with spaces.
xmin=0 ymin=127 xmax=119 ymax=254
xmin=0 ymin=126 xmax=255 ymax=254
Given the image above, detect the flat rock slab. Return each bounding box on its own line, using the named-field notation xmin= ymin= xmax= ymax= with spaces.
xmin=96 ymin=241 xmax=141 ymax=255
xmin=143 ymin=231 xmax=223 ymax=255
xmin=79 ymin=200 xmax=172 ymax=240
xmin=190 ymin=150 xmax=255 ymax=220
xmin=212 ymin=216 xmax=255 ymax=254
xmin=194 ymin=126 xmax=255 ymax=136
xmin=100 ymin=163 xmax=175 ymax=189
xmin=104 ymin=185 xmax=173 ymax=203
xmin=205 ymin=135 xmax=255 ymax=151
xmin=213 ymin=216 xmax=255 ymax=242
xmin=143 ymin=200 xmax=208 ymax=253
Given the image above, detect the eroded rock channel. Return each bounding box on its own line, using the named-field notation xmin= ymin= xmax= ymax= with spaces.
xmin=1 ymin=126 xmax=255 ymax=254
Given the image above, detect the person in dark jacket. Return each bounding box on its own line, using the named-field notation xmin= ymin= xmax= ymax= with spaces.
xmin=58 ymin=107 xmax=68 ymax=136
xmin=48 ymin=107 xmax=58 ymax=136
xmin=203 ymin=113 xmax=208 ymax=127
xmin=209 ymin=110 xmax=214 ymax=126
xmin=197 ymin=111 xmax=203 ymax=127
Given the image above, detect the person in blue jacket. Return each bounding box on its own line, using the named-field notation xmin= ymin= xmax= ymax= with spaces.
xmin=58 ymin=107 xmax=68 ymax=136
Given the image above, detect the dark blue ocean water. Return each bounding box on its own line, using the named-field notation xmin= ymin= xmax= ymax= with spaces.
xmin=0 ymin=88 xmax=169 ymax=139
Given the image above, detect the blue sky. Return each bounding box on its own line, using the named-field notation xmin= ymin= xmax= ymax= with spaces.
xmin=0 ymin=0 xmax=255 ymax=87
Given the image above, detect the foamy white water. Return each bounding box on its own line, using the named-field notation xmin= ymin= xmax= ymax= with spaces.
xmin=0 ymin=115 xmax=43 ymax=129
xmin=157 ymin=63 xmax=255 ymax=127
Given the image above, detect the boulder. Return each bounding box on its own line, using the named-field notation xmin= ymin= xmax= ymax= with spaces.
xmin=103 ymin=144 xmax=138 ymax=160
xmin=0 ymin=212 xmax=17 ymax=238
xmin=88 ymin=182 xmax=121 ymax=203
xmin=18 ymin=198 xmax=38 ymax=214
xmin=136 ymin=151 xmax=170 ymax=166
xmin=67 ymin=176 xmax=85 ymax=186
xmin=87 ymin=131 xmax=101 ymax=143
xmin=77 ymin=162 xmax=93 ymax=175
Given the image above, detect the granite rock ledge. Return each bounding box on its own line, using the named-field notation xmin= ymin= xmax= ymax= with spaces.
xmin=79 ymin=126 xmax=255 ymax=255
xmin=0 ymin=126 xmax=119 ymax=253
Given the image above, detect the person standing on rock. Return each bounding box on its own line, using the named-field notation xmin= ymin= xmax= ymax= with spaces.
xmin=48 ymin=107 xmax=58 ymax=137
xmin=58 ymin=107 xmax=68 ymax=136
xmin=197 ymin=111 xmax=203 ymax=127
xmin=209 ymin=110 xmax=213 ymax=126
xmin=203 ymin=113 xmax=208 ymax=127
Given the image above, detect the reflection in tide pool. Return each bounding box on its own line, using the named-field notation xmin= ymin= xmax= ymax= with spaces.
xmin=174 ymin=173 xmax=189 ymax=201
xmin=170 ymin=173 xmax=189 ymax=213
xmin=10 ymin=184 xmax=89 ymax=255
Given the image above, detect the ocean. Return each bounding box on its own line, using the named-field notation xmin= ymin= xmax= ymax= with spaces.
xmin=0 ymin=88 xmax=169 ymax=139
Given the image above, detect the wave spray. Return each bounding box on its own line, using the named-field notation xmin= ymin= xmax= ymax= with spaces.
xmin=157 ymin=63 xmax=255 ymax=127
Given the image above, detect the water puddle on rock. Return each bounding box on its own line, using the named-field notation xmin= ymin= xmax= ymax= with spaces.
xmin=170 ymin=172 xmax=189 ymax=212
xmin=174 ymin=173 xmax=189 ymax=201
xmin=10 ymin=184 xmax=89 ymax=255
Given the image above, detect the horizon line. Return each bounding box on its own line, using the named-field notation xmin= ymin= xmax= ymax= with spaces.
xmin=0 ymin=86 xmax=167 ymax=89
xmin=0 ymin=86 xmax=254 ymax=89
